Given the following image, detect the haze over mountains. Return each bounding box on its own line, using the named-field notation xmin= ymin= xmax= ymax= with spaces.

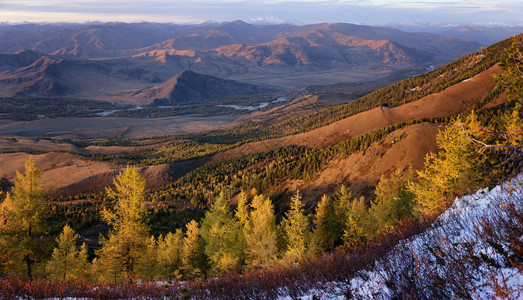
xmin=0 ymin=21 xmax=483 ymax=103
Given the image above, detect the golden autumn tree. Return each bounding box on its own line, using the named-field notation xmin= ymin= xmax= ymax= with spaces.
xmin=282 ymin=190 xmax=310 ymax=263
xmin=0 ymin=157 xmax=49 ymax=278
xmin=46 ymin=224 xmax=89 ymax=281
xmin=96 ymin=167 xmax=149 ymax=283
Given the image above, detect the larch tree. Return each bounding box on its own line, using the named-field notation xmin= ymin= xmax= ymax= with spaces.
xmin=243 ymin=195 xmax=278 ymax=268
xmin=182 ymin=220 xmax=207 ymax=279
xmin=330 ymin=185 xmax=353 ymax=248
xmin=310 ymin=194 xmax=334 ymax=254
xmin=343 ymin=196 xmax=372 ymax=248
xmin=409 ymin=120 xmax=479 ymax=214
xmin=494 ymin=42 xmax=523 ymax=146
xmin=0 ymin=157 xmax=49 ymax=278
xmin=138 ymin=235 xmax=159 ymax=281
xmin=96 ymin=166 xmax=149 ymax=284
xmin=282 ymin=190 xmax=310 ymax=263
xmin=371 ymin=168 xmax=416 ymax=231
xmin=157 ymin=229 xmax=184 ymax=280
xmin=200 ymin=193 xmax=244 ymax=274
xmin=46 ymin=224 xmax=89 ymax=281
xmin=235 ymin=191 xmax=250 ymax=230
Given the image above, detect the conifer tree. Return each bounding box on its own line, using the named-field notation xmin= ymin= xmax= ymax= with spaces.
xmin=330 ymin=185 xmax=352 ymax=248
xmin=371 ymin=169 xmax=415 ymax=231
xmin=310 ymin=194 xmax=334 ymax=254
xmin=77 ymin=243 xmax=90 ymax=278
xmin=235 ymin=191 xmax=250 ymax=229
xmin=0 ymin=157 xmax=49 ymax=278
xmin=409 ymin=120 xmax=478 ymax=213
xmin=97 ymin=167 xmax=149 ymax=283
xmin=138 ymin=235 xmax=159 ymax=281
xmin=243 ymin=195 xmax=278 ymax=267
xmin=343 ymin=196 xmax=371 ymax=247
xmin=46 ymin=224 xmax=89 ymax=281
xmin=182 ymin=220 xmax=207 ymax=279
xmin=497 ymin=42 xmax=523 ymax=146
xmin=157 ymin=229 xmax=184 ymax=281
xmin=201 ymin=193 xmax=244 ymax=273
xmin=495 ymin=41 xmax=523 ymax=103
xmin=282 ymin=190 xmax=310 ymax=263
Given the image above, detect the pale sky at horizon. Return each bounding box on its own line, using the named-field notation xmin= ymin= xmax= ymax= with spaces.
xmin=0 ymin=0 xmax=521 ymax=25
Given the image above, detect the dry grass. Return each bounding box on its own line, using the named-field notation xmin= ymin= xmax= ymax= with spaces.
xmin=213 ymin=65 xmax=501 ymax=161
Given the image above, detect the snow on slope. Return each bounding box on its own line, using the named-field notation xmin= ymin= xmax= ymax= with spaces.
xmin=280 ymin=174 xmax=523 ymax=299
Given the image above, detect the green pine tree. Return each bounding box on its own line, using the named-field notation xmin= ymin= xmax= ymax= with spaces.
xmin=310 ymin=194 xmax=334 ymax=254
xmin=343 ymin=196 xmax=371 ymax=248
xmin=138 ymin=235 xmax=159 ymax=281
xmin=182 ymin=220 xmax=207 ymax=279
xmin=331 ymin=185 xmax=353 ymax=248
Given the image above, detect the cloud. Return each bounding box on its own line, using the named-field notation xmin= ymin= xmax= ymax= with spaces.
xmin=0 ymin=0 xmax=521 ymax=24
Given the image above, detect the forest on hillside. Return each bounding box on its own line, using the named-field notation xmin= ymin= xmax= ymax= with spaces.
xmin=0 ymin=40 xmax=521 ymax=298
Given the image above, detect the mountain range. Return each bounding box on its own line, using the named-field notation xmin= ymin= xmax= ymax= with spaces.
xmin=0 ymin=21 xmax=483 ymax=103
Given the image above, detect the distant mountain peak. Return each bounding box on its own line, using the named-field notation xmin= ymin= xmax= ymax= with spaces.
xmin=139 ymin=70 xmax=270 ymax=105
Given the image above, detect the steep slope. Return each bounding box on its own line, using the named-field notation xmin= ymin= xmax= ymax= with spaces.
xmin=136 ymin=70 xmax=270 ymax=105
xmin=212 ymin=64 xmax=501 ymax=160
xmin=275 ymin=175 xmax=523 ymax=299
xmin=296 ymin=122 xmax=440 ymax=201
xmin=349 ymin=174 xmax=523 ymax=298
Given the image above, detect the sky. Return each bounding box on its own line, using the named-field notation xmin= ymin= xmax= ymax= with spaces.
xmin=0 ymin=0 xmax=522 ymax=25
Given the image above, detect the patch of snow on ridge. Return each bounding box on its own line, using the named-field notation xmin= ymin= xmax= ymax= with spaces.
xmin=278 ymin=174 xmax=523 ymax=299
xmin=349 ymin=173 xmax=523 ymax=299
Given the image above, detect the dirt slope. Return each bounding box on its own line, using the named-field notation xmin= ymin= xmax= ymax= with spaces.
xmin=213 ymin=64 xmax=500 ymax=161
xmin=296 ymin=122 xmax=440 ymax=203
xmin=0 ymin=152 xmax=172 ymax=195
